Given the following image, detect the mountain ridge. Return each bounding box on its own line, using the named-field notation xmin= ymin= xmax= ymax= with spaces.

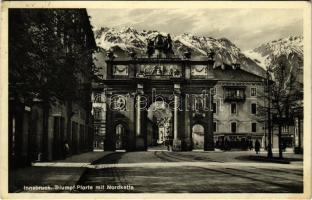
xmin=94 ymin=26 xmax=303 ymax=79
xmin=94 ymin=26 xmax=266 ymax=77
xmin=244 ymin=35 xmax=303 ymax=69
xmin=244 ymin=35 xmax=303 ymax=84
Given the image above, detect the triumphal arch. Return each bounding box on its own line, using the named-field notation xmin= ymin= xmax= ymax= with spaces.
xmin=95 ymin=34 xmax=217 ymax=151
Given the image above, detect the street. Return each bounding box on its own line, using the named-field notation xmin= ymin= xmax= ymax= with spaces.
xmin=75 ymin=151 xmax=303 ymax=193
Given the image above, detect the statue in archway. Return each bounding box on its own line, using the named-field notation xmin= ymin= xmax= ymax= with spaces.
xmin=164 ymin=34 xmax=174 ymax=57
xmin=207 ymin=48 xmax=215 ymax=60
xmin=146 ymin=34 xmax=174 ymax=58
xmin=146 ymin=39 xmax=155 ymax=58
xmin=154 ymin=34 xmax=165 ymax=58
xmin=154 ymin=34 xmax=164 ymax=49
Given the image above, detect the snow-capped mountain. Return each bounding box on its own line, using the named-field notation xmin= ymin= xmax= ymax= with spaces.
xmin=244 ymin=36 xmax=303 ymax=83
xmin=244 ymin=36 xmax=303 ymax=69
xmin=94 ymin=26 xmax=266 ymax=77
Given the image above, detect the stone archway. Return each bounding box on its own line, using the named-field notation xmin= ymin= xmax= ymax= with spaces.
xmin=190 ymin=113 xmax=214 ymax=151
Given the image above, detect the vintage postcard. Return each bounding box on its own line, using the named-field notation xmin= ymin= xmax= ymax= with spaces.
xmin=0 ymin=1 xmax=311 ymax=199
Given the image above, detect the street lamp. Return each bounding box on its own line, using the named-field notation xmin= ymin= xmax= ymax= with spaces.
xmin=266 ymin=69 xmax=273 ymax=158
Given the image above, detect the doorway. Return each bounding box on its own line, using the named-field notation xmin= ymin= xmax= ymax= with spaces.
xmin=115 ymin=123 xmax=126 ymax=150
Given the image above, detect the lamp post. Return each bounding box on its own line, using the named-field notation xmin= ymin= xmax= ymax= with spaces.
xmin=266 ymin=69 xmax=273 ymax=158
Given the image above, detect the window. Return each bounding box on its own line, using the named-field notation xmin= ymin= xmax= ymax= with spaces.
xmin=231 ymin=103 xmax=237 ymax=114
xmin=213 ymin=122 xmax=217 ymax=132
xmin=211 ymin=87 xmax=217 ymax=96
xmin=71 ymin=13 xmax=76 ymax=23
xmin=194 ymin=97 xmax=203 ymax=110
xmin=60 ymin=33 xmax=64 ymax=45
xmin=224 ymin=87 xmax=245 ymax=102
xmin=252 ymin=123 xmax=257 ymax=132
xmin=116 ymin=124 xmax=124 ymax=137
xmin=231 ymin=122 xmax=237 ymax=133
xmin=212 ymin=102 xmax=217 ymax=114
xmin=282 ymin=125 xmax=289 ymax=133
xmin=94 ymin=126 xmax=99 ymax=135
xmin=251 ymin=103 xmax=257 ymax=114
xmin=93 ymin=92 xmax=104 ymax=103
xmin=251 ymin=88 xmax=257 ymax=97
xmin=94 ymin=108 xmax=102 ymax=120
xmin=236 ymin=90 xmax=241 ymax=96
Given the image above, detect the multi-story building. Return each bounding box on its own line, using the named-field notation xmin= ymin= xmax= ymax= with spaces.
xmin=212 ymin=65 xmax=265 ymax=150
xmin=9 ymin=9 xmax=96 ymax=168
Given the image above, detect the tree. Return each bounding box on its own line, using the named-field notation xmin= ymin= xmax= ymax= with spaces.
xmin=10 ymin=10 xmax=91 ymax=102
xmin=260 ymin=55 xmax=303 ymax=159
xmin=9 ymin=9 xmax=97 ymax=160
xmin=257 ymin=52 xmax=303 ymax=159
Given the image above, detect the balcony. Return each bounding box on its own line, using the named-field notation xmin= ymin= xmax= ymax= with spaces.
xmin=223 ymin=87 xmax=246 ymax=102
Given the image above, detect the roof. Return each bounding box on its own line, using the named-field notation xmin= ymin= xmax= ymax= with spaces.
xmin=212 ymin=66 xmax=264 ymax=82
xmin=83 ymin=9 xmax=96 ymax=49
xmin=105 ymin=56 xmax=265 ymax=83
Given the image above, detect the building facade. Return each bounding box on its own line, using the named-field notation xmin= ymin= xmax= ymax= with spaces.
xmin=212 ymin=66 xmax=265 ymax=150
xmin=9 ymin=9 xmax=96 ymax=168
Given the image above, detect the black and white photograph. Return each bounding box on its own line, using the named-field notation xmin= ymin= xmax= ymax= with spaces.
xmin=0 ymin=1 xmax=311 ymax=199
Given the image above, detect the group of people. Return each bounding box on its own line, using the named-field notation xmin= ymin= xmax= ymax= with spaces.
xmin=215 ymin=138 xmax=261 ymax=154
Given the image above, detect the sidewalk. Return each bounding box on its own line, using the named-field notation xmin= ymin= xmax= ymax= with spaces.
xmin=9 ymin=151 xmax=112 ymax=193
xmin=258 ymin=149 xmax=303 ymax=159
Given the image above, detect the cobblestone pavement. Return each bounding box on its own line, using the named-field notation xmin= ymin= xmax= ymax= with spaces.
xmin=76 ymin=151 xmax=303 ymax=193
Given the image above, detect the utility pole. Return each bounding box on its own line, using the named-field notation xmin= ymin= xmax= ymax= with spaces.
xmin=267 ymin=70 xmax=273 ymax=158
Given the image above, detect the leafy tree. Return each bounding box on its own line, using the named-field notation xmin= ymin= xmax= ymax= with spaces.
xmin=9 ymin=9 xmax=97 ymax=159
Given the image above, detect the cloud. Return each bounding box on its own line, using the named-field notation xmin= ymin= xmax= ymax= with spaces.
xmin=88 ymin=8 xmax=303 ymax=50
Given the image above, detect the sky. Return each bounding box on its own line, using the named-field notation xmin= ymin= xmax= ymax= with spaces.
xmin=87 ymin=8 xmax=303 ymax=50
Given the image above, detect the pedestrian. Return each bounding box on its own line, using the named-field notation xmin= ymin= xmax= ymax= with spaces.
xmin=63 ymin=140 xmax=70 ymax=159
xmin=224 ymin=138 xmax=229 ymax=151
xmin=249 ymin=140 xmax=253 ymax=150
xmin=255 ymin=139 xmax=260 ymax=154
xmin=165 ymin=136 xmax=171 ymax=151
xmin=282 ymin=141 xmax=287 ymax=152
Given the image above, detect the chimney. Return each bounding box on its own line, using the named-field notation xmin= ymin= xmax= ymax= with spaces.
xmin=232 ymin=63 xmax=240 ymax=70
xmin=129 ymin=51 xmax=137 ymax=59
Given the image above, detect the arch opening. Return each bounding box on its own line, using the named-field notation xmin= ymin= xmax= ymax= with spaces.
xmin=192 ymin=124 xmax=205 ymax=150
xmin=147 ymin=101 xmax=172 ymax=151
xmin=115 ymin=123 xmax=127 ymax=150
